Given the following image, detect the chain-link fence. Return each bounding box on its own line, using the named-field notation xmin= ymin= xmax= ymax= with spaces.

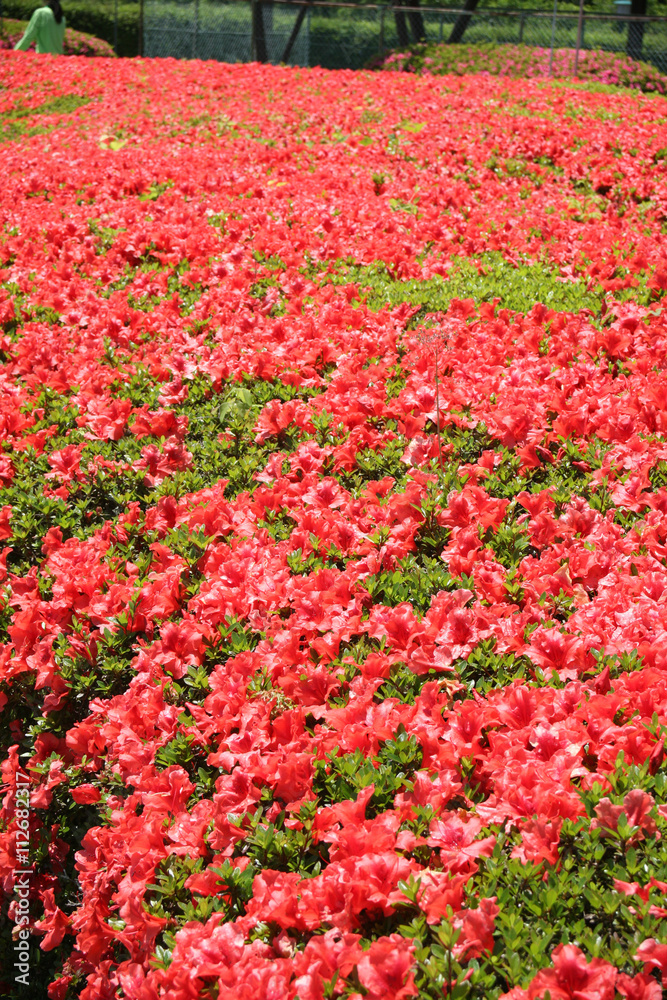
xmin=143 ymin=0 xmax=307 ymax=63
xmin=446 ymin=8 xmax=667 ymax=71
xmin=6 ymin=0 xmax=663 ymax=67
xmin=142 ymin=0 xmax=667 ymax=74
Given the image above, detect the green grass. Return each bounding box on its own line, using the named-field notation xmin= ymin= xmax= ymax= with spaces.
xmin=0 ymin=95 xmax=94 ymax=143
xmin=324 ymin=254 xmax=606 ymax=318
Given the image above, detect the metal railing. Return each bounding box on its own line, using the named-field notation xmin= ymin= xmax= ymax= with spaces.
xmin=141 ymin=0 xmax=667 ymax=74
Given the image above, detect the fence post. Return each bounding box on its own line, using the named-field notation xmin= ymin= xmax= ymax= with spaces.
xmin=251 ymin=0 xmax=256 ymax=59
xmin=307 ymin=3 xmax=311 ymax=65
xmin=138 ymin=0 xmax=144 ymax=56
xmin=192 ymin=0 xmax=199 ymax=58
xmin=518 ymin=12 xmax=525 ymax=42
xmin=251 ymin=0 xmax=268 ymax=61
xmin=281 ymin=1 xmax=309 ymax=63
xmin=379 ymin=5 xmax=385 ymax=55
xmin=549 ymin=0 xmax=557 ymax=75
xmin=574 ymin=0 xmax=584 ymax=75
xmin=449 ymin=0 xmax=478 ymax=46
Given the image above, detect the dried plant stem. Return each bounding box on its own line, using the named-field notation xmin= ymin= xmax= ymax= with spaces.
xmin=434 ymin=341 xmax=443 ymax=472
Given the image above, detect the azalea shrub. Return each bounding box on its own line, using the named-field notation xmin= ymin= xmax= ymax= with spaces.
xmin=378 ymin=42 xmax=667 ymax=92
xmin=0 ymin=18 xmax=115 ymax=56
xmin=1 ymin=48 xmax=667 ymax=1000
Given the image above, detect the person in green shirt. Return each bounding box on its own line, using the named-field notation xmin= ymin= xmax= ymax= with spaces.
xmin=14 ymin=1 xmax=66 ymax=54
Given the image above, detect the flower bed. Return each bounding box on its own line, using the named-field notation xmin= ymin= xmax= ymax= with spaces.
xmin=378 ymin=41 xmax=667 ymax=92
xmin=1 ymin=50 xmax=667 ymax=1000
xmin=1 ymin=17 xmax=115 ymax=56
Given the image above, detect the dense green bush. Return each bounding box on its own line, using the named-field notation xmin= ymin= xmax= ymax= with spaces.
xmin=310 ymin=13 xmax=382 ymax=69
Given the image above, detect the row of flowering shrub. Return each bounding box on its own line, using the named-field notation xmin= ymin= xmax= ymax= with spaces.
xmin=0 ymin=49 xmax=667 ymax=1000
xmin=0 ymin=18 xmax=115 ymax=57
xmin=378 ymin=42 xmax=667 ymax=92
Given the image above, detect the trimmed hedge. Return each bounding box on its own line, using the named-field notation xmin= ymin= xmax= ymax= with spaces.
xmin=1 ymin=0 xmax=139 ymax=56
